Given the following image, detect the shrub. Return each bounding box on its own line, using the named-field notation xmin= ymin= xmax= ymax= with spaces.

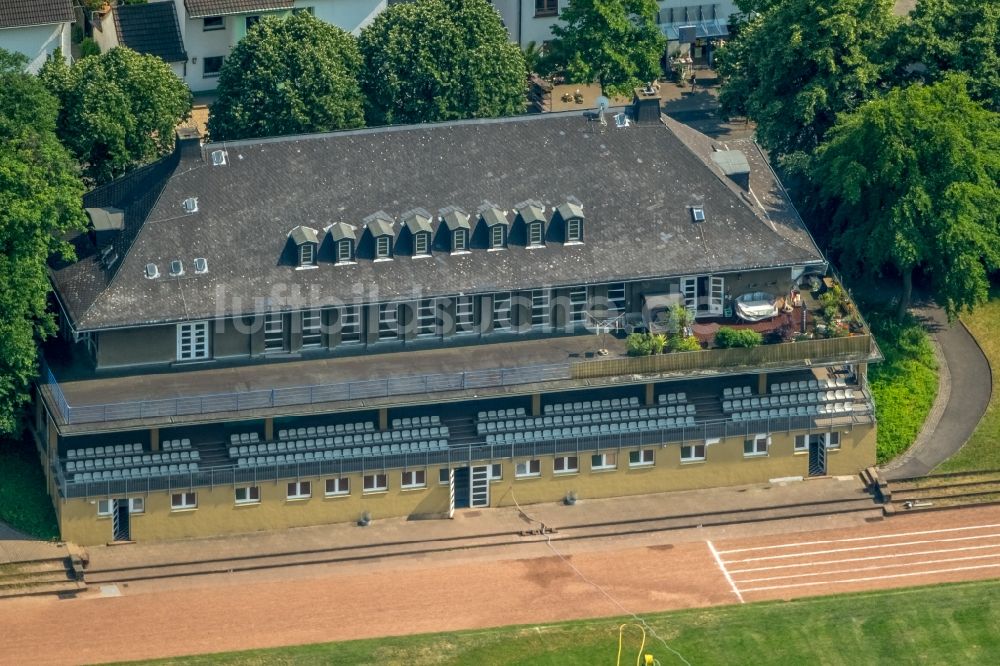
xmin=669 ymin=335 xmax=702 ymax=352
xmin=80 ymin=38 xmax=100 ymax=58
xmin=715 ymin=327 xmax=763 ymax=348
xmin=627 ymin=332 xmax=653 ymax=356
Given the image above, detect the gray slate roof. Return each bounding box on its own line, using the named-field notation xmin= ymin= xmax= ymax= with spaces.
xmin=53 ymin=111 xmax=824 ymax=331
xmin=183 ymin=0 xmax=293 ymax=18
xmin=0 ymin=0 xmax=73 ymax=29
xmin=114 ymin=1 xmax=187 ymax=63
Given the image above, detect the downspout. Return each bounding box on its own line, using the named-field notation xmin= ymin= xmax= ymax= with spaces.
xmin=517 ymin=0 xmax=523 ymax=47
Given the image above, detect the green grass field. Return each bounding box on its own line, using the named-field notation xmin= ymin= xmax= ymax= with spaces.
xmin=938 ymin=293 xmax=1000 ymax=472
xmin=0 ymin=433 xmax=60 ymax=540
xmin=124 ymin=579 xmax=1000 ymax=665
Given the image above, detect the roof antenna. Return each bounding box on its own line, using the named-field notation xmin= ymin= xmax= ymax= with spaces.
xmin=596 ymin=95 xmax=610 ymax=128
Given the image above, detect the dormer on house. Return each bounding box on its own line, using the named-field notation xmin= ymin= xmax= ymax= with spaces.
xmin=440 ymin=206 xmax=471 ymax=254
xmin=515 ymin=200 xmax=546 ymax=248
xmin=363 ymin=211 xmax=395 ymax=261
xmin=401 ymin=208 xmax=433 ymax=258
xmin=478 ymin=202 xmax=509 ymax=250
xmin=556 ymin=198 xmax=584 ymax=244
xmin=288 ymin=225 xmax=319 ymax=268
xmin=326 ymin=222 xmax=357 ymax=264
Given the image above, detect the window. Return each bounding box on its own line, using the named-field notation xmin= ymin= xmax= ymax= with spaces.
xmin=364 ymin=473 xmax=388 ymax=492
xmin=680 ymin=443 xmax=706 ymax=462
xmin=591 ymin=452 xmax=617 ymax=471
xmin=827 ymin=432 xmax=841 ymax=450
xmin=490 ymin=225 xmax=505 ymax=249
xmin=566 ymin=218 xmax=582 ymax=242
xmin=129 ymin=497 xmax=144 ymax=514
xmin=340 ymin=305 xmax=361 ymax=343
xmin=528 ymin=222 xmax=544 ymax=246
xmin=264 ymin=313 xmax=284 ymax=351
xmin=302 ymin=310 xmax=322 ymax=348
xmin=569 ymin=287 xmax=588 ymax=326
xmin=553 ymin=456 xmax=578 ymax=474
xmin=378 ymin=303 xmax=398 ymax=340
xmin=177 ymin=321 xmax=210 ymax=361
xmin=337 ymin=239 xmax=353 ymax=262
xmin=453 ymin=229 xmax=467 ymax=252
xmin=515 ymin=459 xmax=541 ymax=478
xmin=489 ymin=463 xmax=502 ymax=480
xmin=794 ymin=434 xmax=808 ymax=451
xmin=286 ymin=480 xmax=311 ymax=500
xmin=744 ymin=435 xmax=770 ymax=457
xmin=414 ymin=232 xmax=429 ymax=256
xmin=401 ymin=470 xmax=426 ymax=489
xmin=531 ymin=289 xmax=550 ymax=328
xmin=203 ymin=16 xmax=224 ymax=31
xmin=796 ymin=434 xmax=827 ymax=451
xmin=235 ymin=486 xmax=260 ymax=504
xmin=417 ymin=299 xmax=437 ymax=337
xmin=608 ymin=283 xmax=626 ymax=313
xmin=171 ymin=492 xmax=197 ymax=510
xmin=203 ymin=56 xmax=224 ymax=78
xmin=492 ymin=292 xmax=512 ymax=331
xmin=439 ymin=468 xmax=450 ymax=485
xmin=299 ymin=243 xmax=315 ymax=266
xmin=376 ymin=235 xmax=391 ymax=258
xmin=629 ymin=449 xmax=654 ymax=467
xmin=325 ymin=477 xmax=349 ymax=496
xmin=245 ymin=15 xmax=260 ymax=31
xmin=455 ymin=296 xmax=476 ymax=334
xmin=97 ymin=499 xmax=113 ymax=516
xmin=535 ymin=0 xmax=558 ymax=17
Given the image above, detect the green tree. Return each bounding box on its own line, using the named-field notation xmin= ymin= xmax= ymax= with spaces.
xmin=544 ymin=0 xmax=664 ymax=96
xmin=208 ymin=13 xmax=366 ymax=141
xmin=40 ymin=47 xmax=191 ymax=185
xmin=888 ymin=0 xmax=999 ymax=111
xmin=0 ymin=49 xmax=86 ymax=435
xmin=811 ymin=75 xmax=1000 ymax=320
xmin=716 ymin=0 xmax=897 ymax=158
xmin=359 ymin=0 xmax=525 ymax=125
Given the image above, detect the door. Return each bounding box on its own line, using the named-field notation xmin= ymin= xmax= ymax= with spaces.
xmin=681 ymin=277 xmax=697 ymax=316
xmin=453 ymin=467 xmax=470 ymax=508
xmin=808 ymin=437 xmax=827 ymax=477
xmin=470 ymin=465 xmax=490 ymax=508
xmin=112 ymin=499 xmax=130 ymax=542
xmin=709 ymin=276 xmax=725 ymax=315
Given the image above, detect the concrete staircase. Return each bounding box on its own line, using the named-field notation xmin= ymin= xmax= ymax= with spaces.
xmin=0 ymin=556 xmax=85 ymax=599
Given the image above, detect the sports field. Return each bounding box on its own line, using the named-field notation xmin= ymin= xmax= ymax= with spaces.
xmin=126 ymin=579 xmax=1000 ymax=665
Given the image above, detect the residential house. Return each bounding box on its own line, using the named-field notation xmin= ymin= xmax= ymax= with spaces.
xmin=0 ymin=0 xmax=74 ymax=73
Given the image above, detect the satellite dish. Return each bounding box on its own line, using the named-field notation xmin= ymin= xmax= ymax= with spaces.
xmin=596 ymin=95 xmax=610 ymax=112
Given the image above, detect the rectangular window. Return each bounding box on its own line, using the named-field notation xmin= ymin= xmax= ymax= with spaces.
xmin=453 ymin=229 xmax=466 ymax=251
xmin=535 ymin=0 xmax=558 ymax=17
xmin=235 ymin=486 xmax=260 ymax=504
xmin=827 ymin=432 xmax=841 ymax=450
xmin=417 ymin=299 xmax=437 ymax=337
xmin=177 ymin=321 xmax=210 ymax=361
xmin=569 ymin=287 xmax=588 ymax=326
xmin=629 ymin=449 xmax=654 ymax=467
xmin=302 ymin=309 xmax=322 ymax=348
xmin=455 ymin=296 xmax=476 ymax=335
xmin=340 ymin=305 xmax=361 ymax=344
xmin=591 ymin=452 xmax=617 ymax=471
xmin=325 ymin=477 xmax=349 ymax=496
xmin=566 ymin=218 xmax=582 ymax=241
xmin=401 ymin=470 xmax=426 ymax=489
xmin=553 ymin=456 xmax=578 ymax=474
xmin=680 ymin=444 xmax=706 ymax=462
xmin=286 ymin=480 xmax=311 ymax=500
xmin=439 ymin=468 xmax=450 ymax=485
xmin=515 ymin=459 xmax=541 ymax=478
xmin=129 ymin=497 xmax=144 ymax=514
xmin=363 ymin=473 xmax=388 ymax=492
xmin=203 ymin=56 xmax=224 ymax=78
xmin=97 ymin=499 xmax=113 ymax=516
xmin=171 ymin=492 xmax=197 ymax=510
xmin=414 ymin=233 xmax=429 ymax=256
xmin=378 ymin=303 xmax=398 ymax=340
xmin=376 ymin=236 xmax=391 ymax=258
xmin=492 ymin=292 xmax=512 ymax=331
xmin=337 ymin=239 xmax=353 ymax=262
xmin=531 ymin=289 xmax=550 ymax=328
xmin=203 ymin=16 xmax=224 ymax=31
xmin=264 ymin=313 xmax=284 ymax=351
xmin=489 ymin=463 xmax=502 ymax=480
xmin=299 ymin=244 xmax=314 ymax=265
xmin=608 ymin=283 xmax=626 ymax=313
xmin=529 ymin=222 xmax=543 ymax=246
xmin=744 ymin=435 xmax=770 ymax=457
xmin=490 ymin=225 xmax=505 ymax=248
xmin=794 ymin=434 xmax=808 ymax=451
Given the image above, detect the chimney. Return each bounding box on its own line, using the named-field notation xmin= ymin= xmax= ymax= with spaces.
xmin=711 ymin=150 xmax=751 ymax=191
xmin=175 ymin=126 xmax=203 ymax=161
xmin=632 ymin=86 xmax=662 ymax=124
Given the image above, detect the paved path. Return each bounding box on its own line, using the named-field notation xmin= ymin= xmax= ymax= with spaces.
xmin=883 ymin=305 xmax=992 ymax=479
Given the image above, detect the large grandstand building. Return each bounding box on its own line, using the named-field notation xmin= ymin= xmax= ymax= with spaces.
xmin=33 ymin=102 xmax=879 ymax=545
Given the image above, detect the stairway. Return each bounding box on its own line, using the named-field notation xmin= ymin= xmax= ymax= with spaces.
xmin=194 ymin=440 xmax=231 ymax=468
xmin=442 ymin=415 xmax=480 ymax=446
xmin=0 ymin=557 xmax=85 ymax=599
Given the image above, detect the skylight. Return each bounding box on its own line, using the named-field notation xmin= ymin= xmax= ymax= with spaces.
xmin=182 ymin=197 xmax=198 ymax=214
xmin=691 ymin=207 xmax=705 ymax=222
xmin=211 ymin=150 xmax=227 ymax=166
xmin=145 ymin=263 xmax=159 ymax=279
xmin=169 ymin=259 xmax=184 ymax=276
xmin=194 ymin=257 xmax=208 ymax=274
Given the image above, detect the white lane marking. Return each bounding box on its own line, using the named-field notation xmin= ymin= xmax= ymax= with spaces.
xmin=717 ymin=523 xmax=1000 ymax=555
xmin=723 ymin=533 xmax=1000 ymax=564
xmin=729 ymin=543 xmax=1000 ymax=574
xmin=735 ymin=552 xmax=1000 ymax=584
xmin=707 ymin=540 xmax=744 ymax=604
xmin=740 ymin=562 xmax=1000 ymax=593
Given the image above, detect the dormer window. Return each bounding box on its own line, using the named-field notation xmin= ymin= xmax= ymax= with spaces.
xmin=453 ymin=229 xmax=467 ymax=251
xmin=327 ymin=222 xmax=358 ymax=264
xmin=515 ymin=199 xmax=547 ymax=248
xmin=414 ymin=232 xmax=429 ymax=256
xmin=440 ymin=206 xmax=471 ymax=254
xmin=402 ymin=207 xmax=433 ymax=258
xmin=490 ymin=224 xmax=505 ymax=249
xmin=566 ymin=218 xmax=581 ymax=242
xmin=528 ymin=222 xmax=543 ymax=246
xmin=479 ymin=201 xmax=508 ymax=251
xmin=376 ymin=236 xmax=390 ymax=258
xmin=363 ymin=211 xmax=395 ymax=262
xmin=337 ymin=239 xmax=353 ymax=262
xmin=288 ymin=225 xmax=319 ymax=268
xmin=557 ymin=198 xmax=585 ymax=244
xmin=299 ymin=244 xmax=315 ymax=266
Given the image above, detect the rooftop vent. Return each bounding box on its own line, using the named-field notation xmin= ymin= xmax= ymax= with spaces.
xmin=145 ymin=263 xmax=159 ymax=279
xmin=691 ymin=207 xmax=705 ymax=222
xmin=169 ymin=259 xmax=184 ymax=276
xmin=211 ymin=149 xmax=227 ymax=166
xmin=194 ymin=257 xmax=208 ymax=274
xmin=182 ymin=197 xmax=198 ymax=214
xmin=99 ymin=245 xmax=119 ymax=269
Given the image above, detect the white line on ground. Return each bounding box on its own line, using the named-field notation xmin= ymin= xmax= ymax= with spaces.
xmin=728 ymin=543 xmax=1000 ymax=574
xmin=739 ymin=562 xmax=1000 ymax=593
xmin=707 ymin=540 xmax=744 ymax=604
xmin=723 ymin=533 xmax=1000 ymax=564
xmin=717 ymin=523 xmax=1000 ymax=555
xmin=734 ymin=552 xmax=1000 ymax=584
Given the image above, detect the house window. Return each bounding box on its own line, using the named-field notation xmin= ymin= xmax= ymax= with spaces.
xmin=531 ymin=289 xmax=550 ymax=328
xmin=453 ymin=229 xmax=466 ymax=252
xmin=363 ymin=473 xmax=388 ymax=492
xmin=553 ymin=456 xmax=578 ymax=474
xmin=455 ymin=296 xmax=476 ymax=334
xmin=325 ymin=477 xmax=349 ymax=496
xmin=744 ymin=435 xmax=770 ymax=457
xmin=796 ymin=434 xmax=827 ymax=451
xmin=439 ymin=468 xmax=450 ymax=485
xmin=827 ymin=432 xmax=841 ymax=450
xmin=528 ymin=222 xmax=544 ymax=246
xmin=566 ymin=218 xmax=582 ymax=242
xmin=337 ymin=239 xmax=353 ymax=262
xmin=569 ymin=287 xmax=588 ymax=326
xmin=515 ymin=459 xmax=541 ymax=478
xmin=129 ymin=497 xmax=144 ymax=514
xmin=235 ymin=486 xmax=260 ymax=504
xmin=608 ymin=283 xmax=626 ymax=313
xmin=264 ymin=313 xmax=284 ymax=351
xmin=203 ymin=56 xmax=224 ymax=78
xmin=299 ymin=243 xmax=315 ymax=266
xmin=680 ymin=443 xmax=706 ymax=462
xmin=376 ymin=235 xmax=391 ymax=258
xmin=97 ymin=499 xmax=113 ymax=516
xmin=417 ymin=299 xmax=437 ymax=337
xmin=203 ymin=16 xmax=224 ymax=31
xmin=177 ymin=321 xmax=210 ymax=361
xmin=286 ymin=480 xmax=311 ymax=500
xmin=171 ymin=492 xmax=197 ymax=510
xmin=490 ymin=225 xmax=505 ymax=249
xmin=591 ymin=452 xmax=617 ymax=471
xmin=378 ymin=303 xmax=398 ymax=340
xmin=629 ymin=449 xmax=654 ymax=467
xmin=414 ymin=232 xmax=429 ymax=256
xmin=489 ymin=463 xmax=502 ymax=480
xmin=492 ymin=292 xmax=512 ymax=331
xmin=535 ymin=0 xmax=558 ymax=17
xmin=340 ymin=305 xmax=361 ymax=344
xmin=302 ymin=309 xmax=322 ymax=348
xmin=794 ymin=434 xmax=808 ymax=451
xmin=401 ymin=470 xmax=426 ymax=489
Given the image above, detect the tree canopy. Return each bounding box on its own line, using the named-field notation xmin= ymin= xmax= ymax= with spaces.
xmin=40 ymin=46 xmax=191 ymax=185
xmin=0 ymin=49 xmax=86 ymax=434
xmin=208 ymin=12 xmax=366 ymax=141
xmin=544 ymin=0 xmax=664 ymax=96
xmin=359 ymin=0 xmax=525 ymax=125
xmin=716 ymin=0 xmax=897 ymax=158
xmin=810 ymin=75 xmax=1000 ymax=320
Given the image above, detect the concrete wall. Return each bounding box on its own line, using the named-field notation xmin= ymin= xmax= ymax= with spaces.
xmin=0 ymin=22 xmax=72 ymax=73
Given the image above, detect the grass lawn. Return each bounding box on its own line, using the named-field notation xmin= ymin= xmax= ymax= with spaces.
xmin=0 ymin=433 xmax=60 ymax=540
xmin=122 ymin=579 xmax=1000 ymax=665
xmin=937 ymin=292 xmax=1000 ymax=472
xmin=867 ymin=311 xmax=939 ymax=464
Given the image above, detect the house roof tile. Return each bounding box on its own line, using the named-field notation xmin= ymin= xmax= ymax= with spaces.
xmin=113 ymin=1 xmax=187 ymax=63
xmin=0 ymin=0 xmax=73 ymax=29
